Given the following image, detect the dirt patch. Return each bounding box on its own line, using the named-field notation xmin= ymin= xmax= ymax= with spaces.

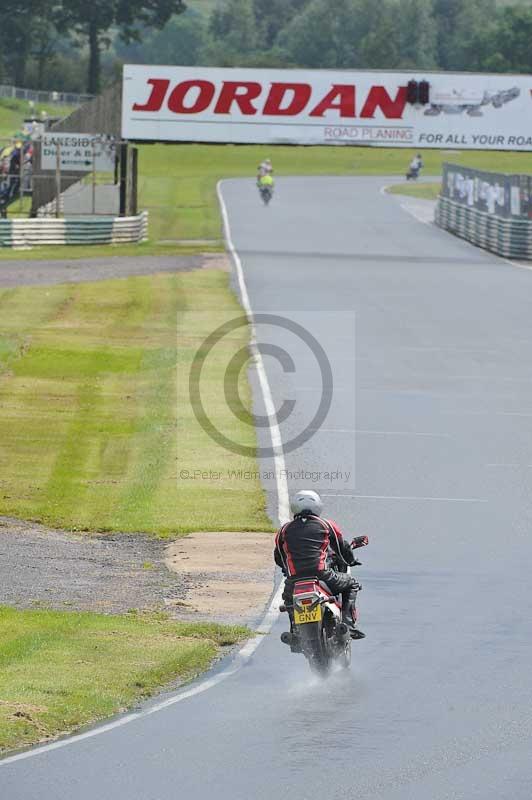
xmin=165 ymin=532 xmax=274 ymax=624
xmin=0 ymin=701 xmax=49 ymax=733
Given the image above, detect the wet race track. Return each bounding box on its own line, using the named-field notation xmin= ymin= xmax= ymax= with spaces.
xmin=2 ymin=177 xmax=531 ymax=799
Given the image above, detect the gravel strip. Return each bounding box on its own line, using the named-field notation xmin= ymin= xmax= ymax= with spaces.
xmin=0 ymin=253 xmax=229 ymax=287
xmin=0 ymin=518 xmax=194 ymax=616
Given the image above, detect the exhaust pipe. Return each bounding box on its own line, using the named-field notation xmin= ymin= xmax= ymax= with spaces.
xmin=335 ymin=622 xmax=349 ymax=642
xmin=280 ymin=632 xmax=293 ymax=646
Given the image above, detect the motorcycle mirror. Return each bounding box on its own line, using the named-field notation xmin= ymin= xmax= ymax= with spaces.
xmin=351 ymin=535 xmax=369 ymax=549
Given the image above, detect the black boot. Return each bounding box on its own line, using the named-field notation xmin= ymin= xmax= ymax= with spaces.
xmin=342 ymin=616 xmax=365 ymax=639
xmin=342 ymin=609 xmax=366 ymax=640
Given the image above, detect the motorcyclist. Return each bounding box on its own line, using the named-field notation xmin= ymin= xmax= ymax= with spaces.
xmin=257 ymin=157 xmax=273 ymax=181
xmin=409 ymin=153 xmax=423 ymax=177
xmin=275 ymin=490 xmax=365 ymax=640
xmin=258 ymin=172 xmax=274 ymax=189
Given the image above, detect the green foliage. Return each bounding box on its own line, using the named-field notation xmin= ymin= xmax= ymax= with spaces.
xmin=252 ymin=0 xmax=309 ymax=48
xmin=129 ymin=12 xmax=207 ymax=65
xmin=438 ymin=0 xmax=498 ymax=70
xmin=396 ymin=0 xmax=438 ymax=68
xmin=0 ymin=0 xmax=57 ymax=86
xmin=278 ymin=0 xmax=362 ymax=69
xmin=205 ymin=0 xmax=258 ymax=63
xmin=481 ymin=5 xmax=532 ymax=72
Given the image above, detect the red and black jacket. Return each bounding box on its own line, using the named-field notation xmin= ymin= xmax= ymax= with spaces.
xmin=274 ymin=514 xmax=355 ymax=577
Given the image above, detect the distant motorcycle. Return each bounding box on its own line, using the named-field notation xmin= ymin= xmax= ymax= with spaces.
xmin=406 ymin=155 xmax=423 ymax=181
xmin=280 ymin=536 xmax=369 ymax=676
xmin=258 ymin=183 xmax=274 ymax=205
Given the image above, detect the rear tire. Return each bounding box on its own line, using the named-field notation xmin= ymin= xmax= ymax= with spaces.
xmin=299 ymin=622 xmax=332 ymax=677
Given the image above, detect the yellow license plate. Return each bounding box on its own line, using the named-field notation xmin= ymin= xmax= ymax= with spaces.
xmin=294 ymin=605 xmax=322 ymax=624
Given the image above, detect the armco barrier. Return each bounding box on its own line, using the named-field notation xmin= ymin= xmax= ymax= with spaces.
xmin=0 ymin=211 xmax=148 ymax=248
xmin=435 ymin=196 xmax=532 ymax=259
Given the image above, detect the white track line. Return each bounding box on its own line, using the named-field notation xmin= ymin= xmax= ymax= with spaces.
xmin=399 ymin=200 xmax=432 ymax=225
xmin=308 ymin=428 xmax=449 ymax=438
xmin=501 ymin=256 xmax=532 ymax=273
xmin=486 ymin=463 xmax=532 ymax=468
xmin=322 ymin=493 xmax=486 ymax=503
xmin=0 ymin=183 xmax=289 ymax=768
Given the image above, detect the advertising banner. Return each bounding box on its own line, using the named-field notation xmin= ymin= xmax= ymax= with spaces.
xmin=122 ymin=65 xmax=532 ymax=150
xmin=441 ymin=163 xmax=532 ymax=219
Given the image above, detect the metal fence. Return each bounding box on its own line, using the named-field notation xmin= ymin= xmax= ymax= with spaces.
xmin=0 ymin=84 xmax=93 ymax=107
xmin=441 ymin=162 xmax=532 ymax=220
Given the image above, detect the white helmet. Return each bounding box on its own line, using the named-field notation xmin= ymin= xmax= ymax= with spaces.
xmin=290 ymin=490 xmax=323 ymax=517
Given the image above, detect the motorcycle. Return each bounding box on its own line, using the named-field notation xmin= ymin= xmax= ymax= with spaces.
xmin=258 ymin=183 xmax=274 ymax=205
xmin=406 ymin=165 xmax=420 ymax=180
xmin=280 ymin=536 xmax=369 ymax=676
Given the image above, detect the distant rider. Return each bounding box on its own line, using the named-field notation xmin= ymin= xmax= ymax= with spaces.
xmin=409 ymin=153 xmax=423 ymax=177
xmin=257 ymin=157 xmax=273 ymax=182
xmin=275 ymin=490 xmax=365 ymax=640
xmin=258 ymin=172 xmax=274 ymax=191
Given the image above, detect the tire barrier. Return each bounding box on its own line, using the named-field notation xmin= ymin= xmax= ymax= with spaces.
xmin=0 ymin=211 xmax=148 ymax=248
xmin=436 ymin=162 xmax=532 ymax=259
xmin=435 ymin=196 xmax=532 ymax=259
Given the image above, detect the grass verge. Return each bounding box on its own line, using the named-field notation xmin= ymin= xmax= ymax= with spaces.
xmin=0 ymin=98 xmax=76 ymax=139
xmin=387 ymin=181 xmax=442 ymax=200
xmin=0 ymin=605 xmax=249 ymax=753
xmin=0 ymin=268 xmax=269 ymax=534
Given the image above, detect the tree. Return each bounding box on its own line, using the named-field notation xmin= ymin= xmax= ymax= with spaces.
xmin=435 ymin=0 xmax=496 ymax=71
xmin=117 ymin=10 xmax=207 ymax=67
xmin=208 ymin=0 xmax=257 ymax=58
xmin=359 ymin=17 xmax=400 ymax=69
xmin=32 ymin=16 xmax=60 ymax=89
xmin=0 ymin=0 xmax=56 ymax=86
xmin=55 ymin=0 xmax=186 ymax=94
xmin=252 ymin=0 xmax=311 ymax=48
xmin=278 ymin=0 xmax=364 ymax=69
xmin=433 ymin=0 xmax=465 ymax=69
xmin=479 ymin=6 xmax=532 ymax=73
xmin=396 ymin=0 xmax=437 ymax=69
